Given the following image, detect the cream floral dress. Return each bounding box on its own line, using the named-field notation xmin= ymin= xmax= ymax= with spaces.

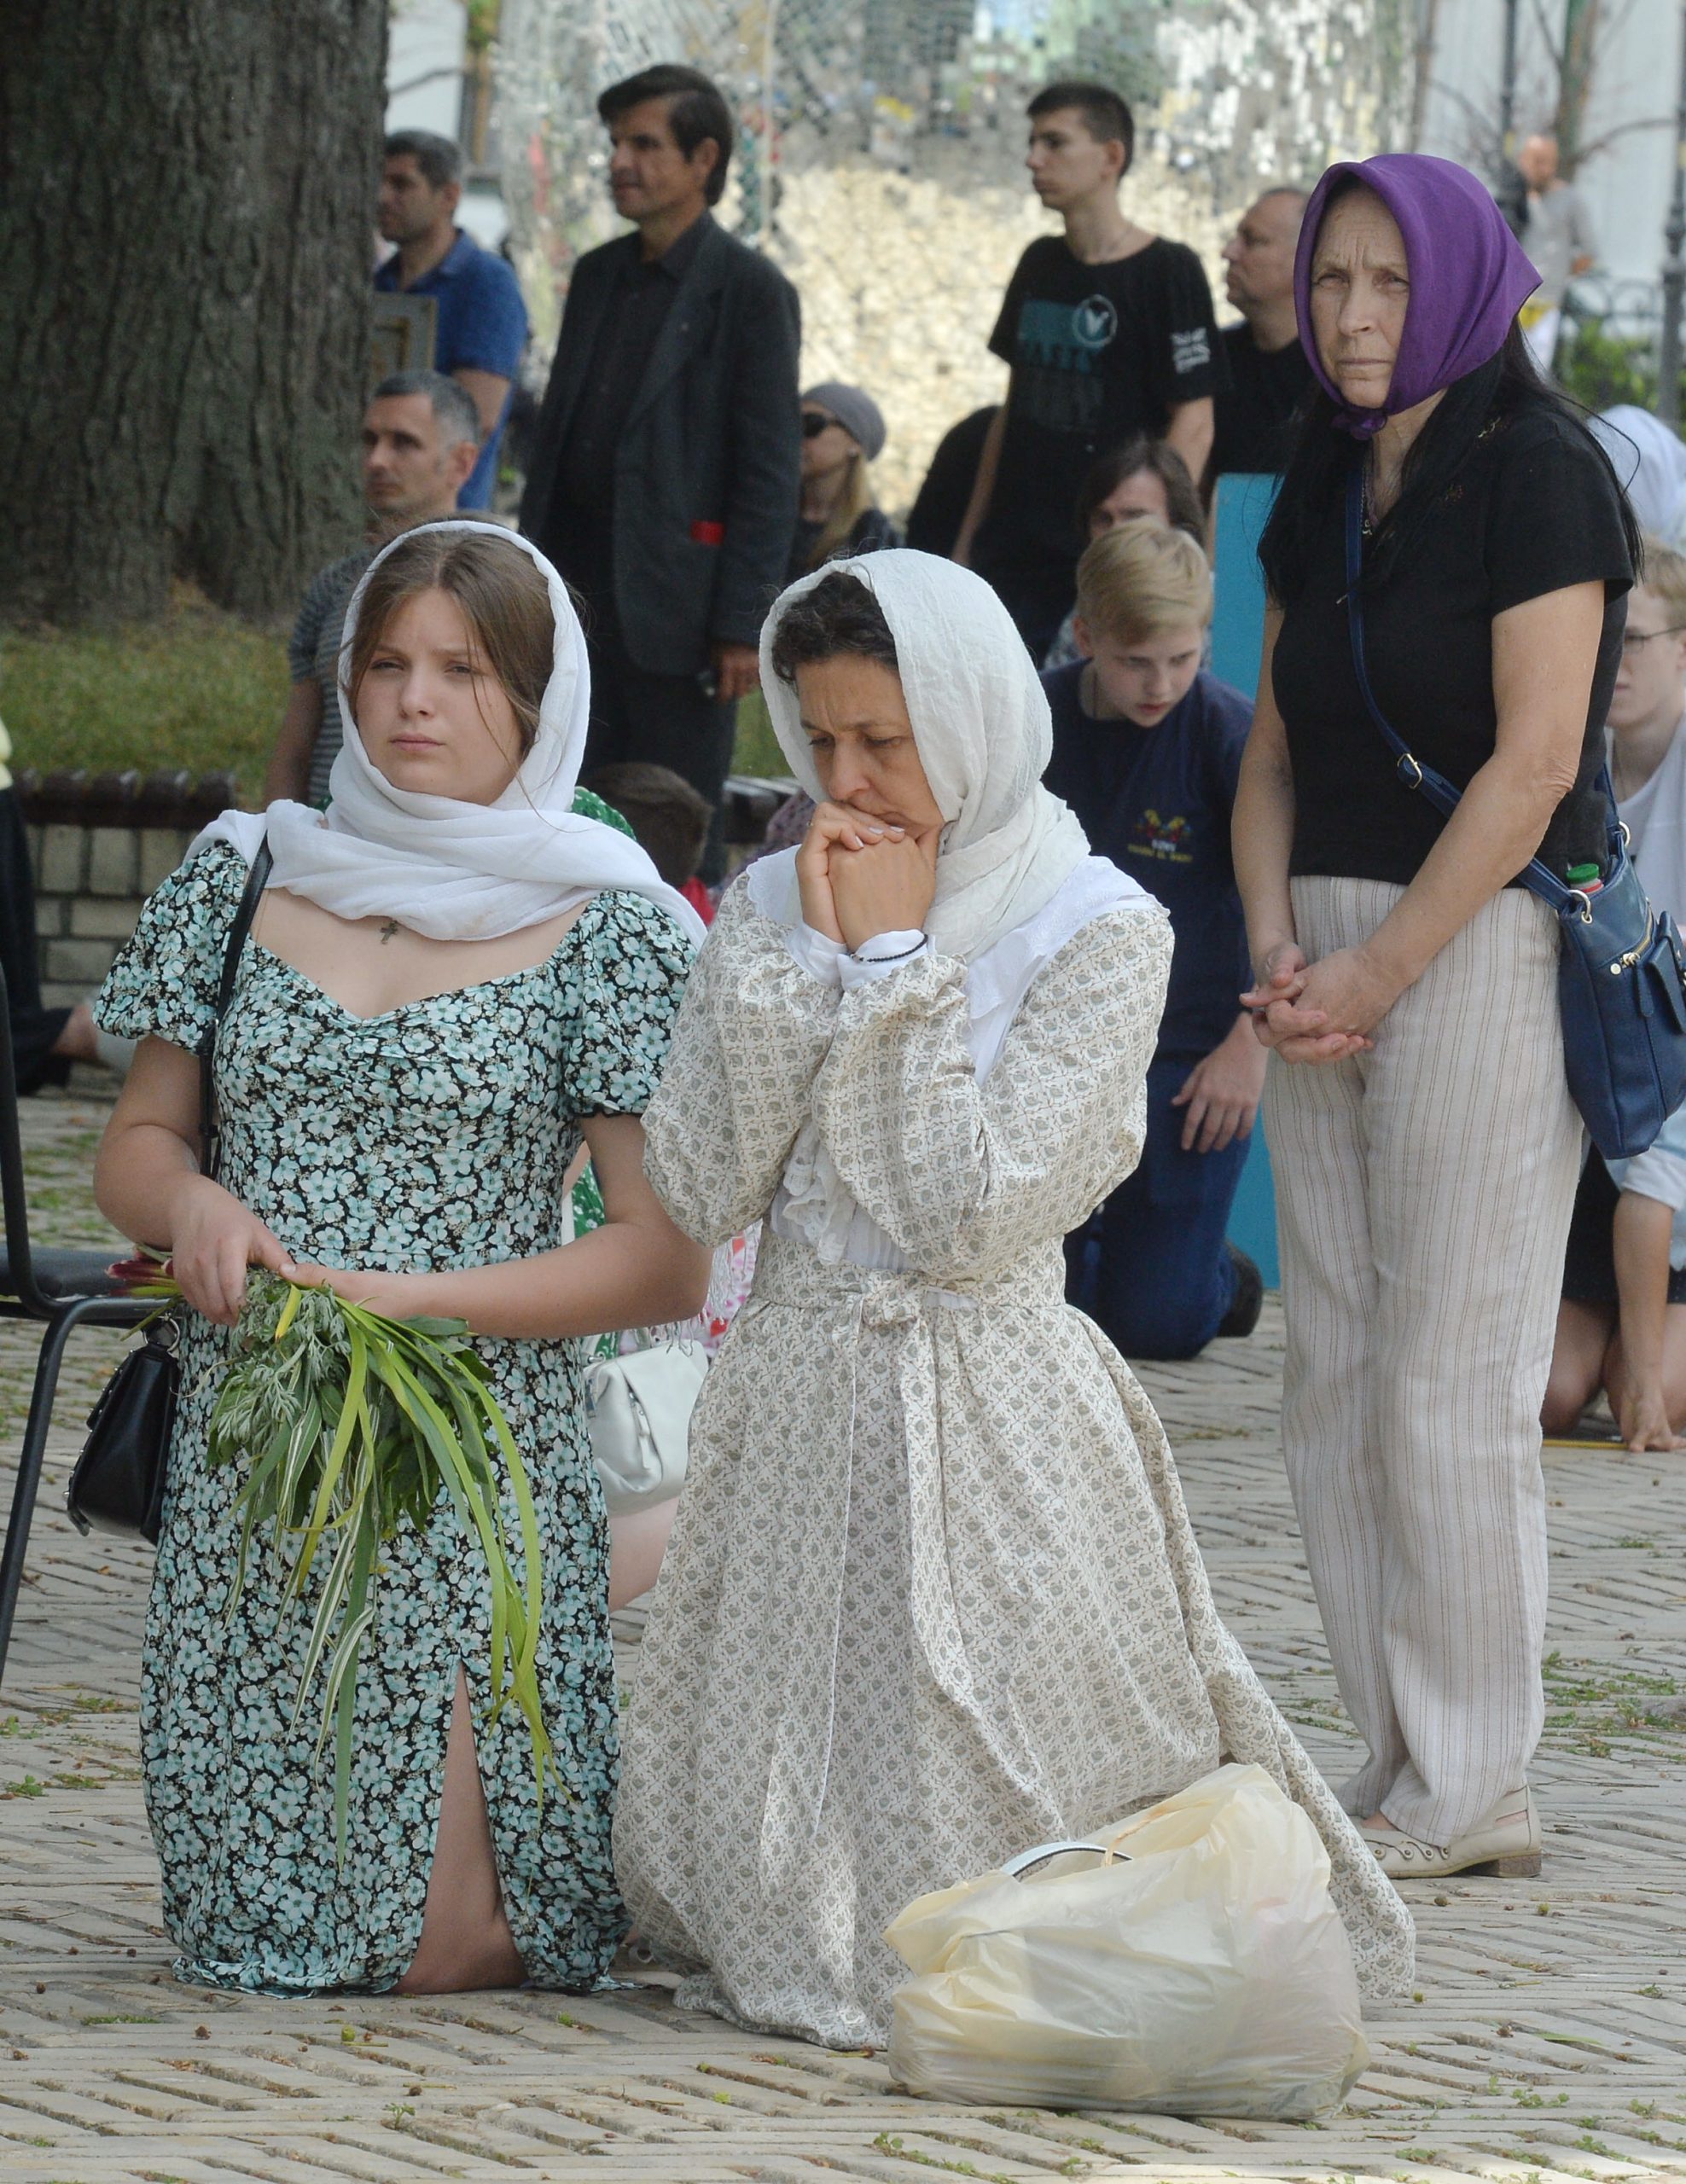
xmin=615 ymin=879 xmax=1414 ymax=2048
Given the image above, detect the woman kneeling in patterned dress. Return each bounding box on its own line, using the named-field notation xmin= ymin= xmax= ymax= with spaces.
xmin=613 ymin=549 xmax=1415 ymax=2048
xmin=92 ymin=524 xmax=708 ymax=1997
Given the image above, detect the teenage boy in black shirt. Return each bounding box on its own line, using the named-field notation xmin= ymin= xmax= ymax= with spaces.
xmin=955 ymin=81 xmax=1223 ymax=659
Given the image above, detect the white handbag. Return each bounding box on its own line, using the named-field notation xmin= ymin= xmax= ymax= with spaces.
xmin=585 ymin=1342 xmax=706 ymax=1513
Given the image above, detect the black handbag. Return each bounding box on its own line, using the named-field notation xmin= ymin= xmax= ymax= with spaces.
xmin=1343 ymin=472 xmax=1686 ymax=1160
xmin=66 ymin=840 xmax=273 ymax=1543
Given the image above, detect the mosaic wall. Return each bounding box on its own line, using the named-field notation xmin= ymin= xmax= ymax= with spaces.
xmin=495 ymin=0 xmax=1405 ymax=513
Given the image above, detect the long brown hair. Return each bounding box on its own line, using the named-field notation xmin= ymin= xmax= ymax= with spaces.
xmin=346 ymin=528 xmax=554 ymax=758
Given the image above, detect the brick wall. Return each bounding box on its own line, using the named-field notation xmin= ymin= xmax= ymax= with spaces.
xmin=19 ymin=772 xmax=791 ymax=1007
xmin=28 ymin=819 xmax=200 ymax=1007
xmin=15 ymin=773 xmax=238 ymax=1009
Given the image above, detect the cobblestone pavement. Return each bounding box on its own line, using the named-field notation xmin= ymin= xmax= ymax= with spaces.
xmin=3 ymin=1083 xmax=1685 ymax=2183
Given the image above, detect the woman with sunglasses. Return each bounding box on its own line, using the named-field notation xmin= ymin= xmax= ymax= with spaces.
xmin=790 ymin=383 xmax=900 ymax=582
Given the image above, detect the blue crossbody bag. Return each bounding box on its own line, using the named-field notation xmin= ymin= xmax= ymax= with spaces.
xmin=1342 ymin=468 xmax=1686 ymax=1160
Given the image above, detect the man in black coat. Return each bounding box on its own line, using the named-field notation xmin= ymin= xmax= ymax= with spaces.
xmin=519 ymin=65 xmax=801 ymax=880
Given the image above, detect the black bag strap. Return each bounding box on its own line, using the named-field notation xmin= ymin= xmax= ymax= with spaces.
xmin=197 ymin=839 xmax=272 ymax=1182
xmin=1342 ymin=466 xmax=1586 ymax=915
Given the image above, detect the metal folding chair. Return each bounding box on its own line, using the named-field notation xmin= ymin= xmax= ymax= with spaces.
xmin=0 ymin=967 xmax=151 ymax=1684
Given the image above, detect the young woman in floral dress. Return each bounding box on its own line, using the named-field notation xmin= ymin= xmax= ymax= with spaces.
xmin=95 ymin=523 xmax=707 ymax=1996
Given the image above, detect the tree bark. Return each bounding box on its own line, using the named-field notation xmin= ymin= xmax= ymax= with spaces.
xmin=0 ymin=0 xmax=387 ymax=624
xmin=1555 ymin=0 xmax=1602 ymax=176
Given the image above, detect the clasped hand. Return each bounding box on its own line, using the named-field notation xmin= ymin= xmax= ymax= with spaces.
xmin=796 ymin=800 xmax=940 ymax=954
xmin=1241 ymin=941 xmax=1401 ymax=1066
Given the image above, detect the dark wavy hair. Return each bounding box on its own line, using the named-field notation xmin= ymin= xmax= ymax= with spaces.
xmin=1258 ymin=317 xmax=1641 ymax=607
xmin=769 ymin=570 xmax=899 ymax=684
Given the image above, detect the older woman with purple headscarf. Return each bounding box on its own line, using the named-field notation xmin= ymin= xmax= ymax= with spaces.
xmin=1232 ymin=156 xmax=1641 ymax=1882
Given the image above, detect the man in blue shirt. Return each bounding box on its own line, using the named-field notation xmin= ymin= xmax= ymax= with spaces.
xmin=375 ymin=131 xmax=528 ymax=510
xmin=1044 ymin=516 xmax=1263 ymax=1357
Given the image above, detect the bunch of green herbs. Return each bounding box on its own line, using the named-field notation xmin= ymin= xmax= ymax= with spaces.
xmin=205 ymin=1270 xmax=554 ymax=1852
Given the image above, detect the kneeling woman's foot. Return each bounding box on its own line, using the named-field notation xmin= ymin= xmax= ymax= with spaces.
xmin=1217 ymin=1244 xmax=1264 ymax=1339
xmin=1361 ymin=1786 xmax=1541 ymax=1880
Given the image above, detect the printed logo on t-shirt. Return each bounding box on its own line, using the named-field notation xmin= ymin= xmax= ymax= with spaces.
xmin=1073 ymin=295 xmax=1119 ymax=350
xmin=1017 ymin=296 xmax=1118 ymax=373
xmin=1170 ymin=327 xmax=1212 ymax=375
xmin=1126 ymin=809 xmax=1195 ymax=864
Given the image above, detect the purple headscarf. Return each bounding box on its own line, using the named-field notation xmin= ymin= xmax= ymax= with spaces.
xmin=1294 ymin=153 xmax=1540 ymax=439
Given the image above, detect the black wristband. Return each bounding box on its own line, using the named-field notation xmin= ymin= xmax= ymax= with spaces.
xmin=851 ymin=933 xmax=928 ymax=965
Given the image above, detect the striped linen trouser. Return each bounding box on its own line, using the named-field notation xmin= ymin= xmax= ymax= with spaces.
xmin=1267 ymin=876 xmax=1583 ymax=1848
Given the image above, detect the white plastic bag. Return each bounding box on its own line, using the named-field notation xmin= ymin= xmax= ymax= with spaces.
xmin=885 ymin=1763 xmax=1368 ymax=2119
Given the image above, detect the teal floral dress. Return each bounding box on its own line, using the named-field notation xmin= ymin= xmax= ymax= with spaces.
xmin=95 ymin=843 xmax=692 ymax=1995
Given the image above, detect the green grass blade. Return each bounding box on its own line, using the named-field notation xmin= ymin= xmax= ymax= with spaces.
xmin=441 ymin=1369 xmax=556 ymax=1805
xmin=291 ymin=1517 xmax=363 ymax=1721
xmin=294 ymin=1322 xmax=369 ymax=1571
xmin=465 ymin=1374 xmax=546 ymax=1697
xmin=275 ymin=1395 xmax=327 ymax=1589
xmin=323 ymin=1518 xmax=380 ymax=1862
xmin=373 ymin=1350 xmax=511 ymax=1687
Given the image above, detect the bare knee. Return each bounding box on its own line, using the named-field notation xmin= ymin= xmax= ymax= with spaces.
xmin=1540 ymin=1367 xmax=1593 ymax=1434
xmin=395 ymin=1670 xmax=526 ymax=1996
xmin=397 ymin=1930 xmax=522 ymax=1995
xmin=1543 ymin=1303 xmax=1609 ymax=1432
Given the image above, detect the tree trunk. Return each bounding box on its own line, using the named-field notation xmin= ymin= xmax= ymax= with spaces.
xmin=0 ymin=0 xmax=387 ymax=624
xmin=1409 ymin=0 xmax=1443 ymax=149
xmin=1555 ymin=0 xmax=1601 ymax=176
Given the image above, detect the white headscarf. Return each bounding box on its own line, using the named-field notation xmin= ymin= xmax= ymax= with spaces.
xmin=1590 ymin=407 xmax=1686 ymax=551
xmin=193 ymin=521 xmax=706 ymax=945
xmin=752 ymin=548 xmax=1142 ymax=958
xmin=745 ymin=549 xmax=1159 ymax=1267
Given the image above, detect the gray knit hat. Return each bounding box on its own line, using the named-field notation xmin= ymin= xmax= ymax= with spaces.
xmin=802 ymin=381 xmax=887 ymax=462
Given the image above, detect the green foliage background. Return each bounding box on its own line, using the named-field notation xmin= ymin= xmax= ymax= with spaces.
xmin=1559 ymin=317 xmax=1683 ymax=421
xmin=2 ymin=584 xmax=789 ymax=799
xmin=2 ymin=586 xmax=290 ymax=798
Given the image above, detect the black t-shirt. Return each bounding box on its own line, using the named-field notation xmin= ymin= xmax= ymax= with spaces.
xmin=976 ymin=236 xmax=1222 ymax=583
xmin=1043 ymin=661 xmax=1253 ymax=1058
xmin=1271 ymin=405 xmax=1633 ymax=888
xmin=1210 ymin=321 xmax=1312 ymax=479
